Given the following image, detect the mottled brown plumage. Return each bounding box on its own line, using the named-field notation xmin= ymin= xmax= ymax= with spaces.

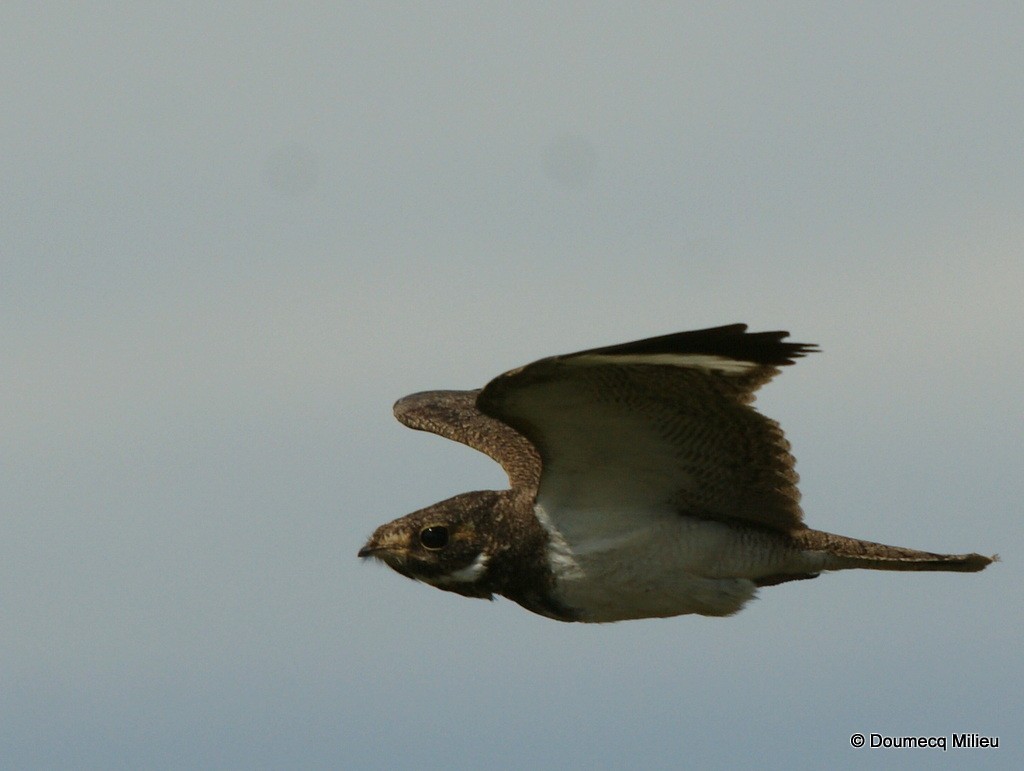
xmin=360 ymin=324 xmax=994 ymax=622
xmin=394 ymin=390 xmax=540 ymax=490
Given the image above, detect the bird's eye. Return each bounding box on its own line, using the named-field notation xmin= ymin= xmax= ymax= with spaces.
xmin=419 ymin=526 xmax=449 ymax=550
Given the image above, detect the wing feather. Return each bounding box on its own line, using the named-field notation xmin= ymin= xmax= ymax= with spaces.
xmin=477 ymin=325 xmax=814 ymax=533
xmin=394 ymin=389 xmax=541 ymax=490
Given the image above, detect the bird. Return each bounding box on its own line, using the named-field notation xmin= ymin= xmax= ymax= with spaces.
xmin=358 ymin=324 xmax=994 ymax=622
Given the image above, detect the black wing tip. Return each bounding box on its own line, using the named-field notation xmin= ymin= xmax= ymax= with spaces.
xmin=575 ymin=324 xmax=818 ymax=367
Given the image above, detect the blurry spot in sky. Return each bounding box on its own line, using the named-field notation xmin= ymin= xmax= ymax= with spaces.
xmin=542 ymin=134 xmax=598 ymax=188
xmin=263 ymin=142 xmax=321 ymax=196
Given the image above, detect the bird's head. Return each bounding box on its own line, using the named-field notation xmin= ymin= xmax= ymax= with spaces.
xmin=358 ymin=490 xmax=504 ymax=599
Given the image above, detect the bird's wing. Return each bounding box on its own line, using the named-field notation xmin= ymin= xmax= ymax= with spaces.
xmin=477 ymin=324 xmax=816 ymax=533
xmin=394 ymin=389 xmax=541 ymax=490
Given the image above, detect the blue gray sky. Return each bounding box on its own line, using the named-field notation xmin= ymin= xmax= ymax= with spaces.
xmin=3 ymin=4 xmax=1021 ymax=769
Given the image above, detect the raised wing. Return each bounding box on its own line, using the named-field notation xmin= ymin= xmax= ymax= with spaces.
xmin=394 ymin=389 xmax=541 ymax=490
xmin=476 ymin=325 xmax=817 ymax=533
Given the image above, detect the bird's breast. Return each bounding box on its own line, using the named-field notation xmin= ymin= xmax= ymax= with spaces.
xmin=533 ymin=503 xmax=809 ymax=621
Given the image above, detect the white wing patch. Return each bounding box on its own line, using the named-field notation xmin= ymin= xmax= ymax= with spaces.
xmin=572 ymin=353 xmax=759 ymax=374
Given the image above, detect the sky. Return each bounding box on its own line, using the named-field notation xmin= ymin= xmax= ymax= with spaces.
xmin=2 ymin=3 xmax=1021 ymax=769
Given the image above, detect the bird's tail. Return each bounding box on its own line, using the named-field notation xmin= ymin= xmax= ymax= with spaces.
xmin=794 ymin=529 xmax=996 ymax=573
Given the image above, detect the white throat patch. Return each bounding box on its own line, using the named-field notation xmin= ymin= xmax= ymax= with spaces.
xmin=431 ymin=552 xmax=490 ymax=585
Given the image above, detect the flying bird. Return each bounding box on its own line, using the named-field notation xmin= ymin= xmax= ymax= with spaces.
xmin=359 ymin=325 xmax=993 ymax=622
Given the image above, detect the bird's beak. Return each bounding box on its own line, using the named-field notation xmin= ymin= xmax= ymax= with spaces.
xmin=357 ymin=533 xmax=382 ymax=558
xmin=358 ymin=527 xmax=407 ymax=562
xmin=358 ymin=529 xmax=417 ymax=580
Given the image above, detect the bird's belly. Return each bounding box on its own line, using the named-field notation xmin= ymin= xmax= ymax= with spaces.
xmin=541 ymin=511 xmax=804 ymax=621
